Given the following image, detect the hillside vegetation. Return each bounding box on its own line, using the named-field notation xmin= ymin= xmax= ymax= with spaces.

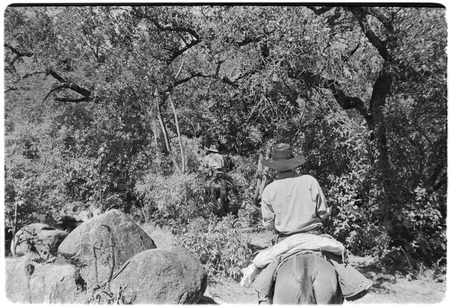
xmin=4 ymin=5 xmax=447 ymax=281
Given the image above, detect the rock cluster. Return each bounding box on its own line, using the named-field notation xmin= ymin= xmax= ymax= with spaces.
xmin=5 ymin=209 xmax=207 ymax=304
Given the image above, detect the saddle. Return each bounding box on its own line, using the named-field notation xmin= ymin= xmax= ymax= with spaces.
xmin=206 ymin=168 xmax=233 ymax=187
xmin=275 ymin=249 xmax=324 ymax=277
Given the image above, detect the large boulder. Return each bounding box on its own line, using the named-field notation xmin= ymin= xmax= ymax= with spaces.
xmin=57 ymin=209 xmax=156 ymax=290
xmin=5 ymin=258 xmax=86 ymax=304
xmin=110 ymin=247 xmax=207 ymax=304
xmin=12 ymin=223 xmax=68 ymax=261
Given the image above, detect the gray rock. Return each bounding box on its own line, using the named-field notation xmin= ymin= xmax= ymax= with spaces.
xmin=12 ymin=223 xmax=68 ymax=261
xmin=57 ymin=209 xmax=156 ymax=289
xmin=5 ymin=258 xmax=86 ymax=304
xmin=110 ymin=247 xmax=207 ymax=304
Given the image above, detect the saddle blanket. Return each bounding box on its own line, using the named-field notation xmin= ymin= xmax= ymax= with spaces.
xmin=240 ymin=233 xmax=345 ymax=287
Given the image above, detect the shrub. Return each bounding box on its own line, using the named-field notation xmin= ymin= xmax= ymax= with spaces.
xmin=387 ymin=186 xmax=446 ymax=266
xmin=226 ymin=154 xmax=258 ymax=221
xmin=135 ymin=171 xmax=215 ymax=225
xmin=176 ymin=215 xmax=253 ymax=281
xmin=325 ymin=170 xmax=391 ymax=256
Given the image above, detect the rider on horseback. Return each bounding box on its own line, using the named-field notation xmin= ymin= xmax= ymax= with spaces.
xmin=200 ymin=144 xmax=233 ymax=192
xmin=201 ymin=144 xmax=223 ymax=177
xmin=252 ymin=143 xmax=372 ymax=303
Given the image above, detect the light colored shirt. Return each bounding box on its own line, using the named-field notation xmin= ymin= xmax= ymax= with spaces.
xmin=261 ymin=171 xmax=329 ymax=235
xmin=203 ymin=153 xmax=224 ymax=170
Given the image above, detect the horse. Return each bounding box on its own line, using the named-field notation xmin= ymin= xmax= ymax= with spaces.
xmin=206 ymin=174 xmax=229 ymax=217
xmin=206 ymin=169 xmax=242 ymax=215
xmin=271 ymin=251 xmax=344 ymax=304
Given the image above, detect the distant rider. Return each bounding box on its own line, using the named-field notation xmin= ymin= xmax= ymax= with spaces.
xmin=200 ymin=144 xmax=233 ymax=187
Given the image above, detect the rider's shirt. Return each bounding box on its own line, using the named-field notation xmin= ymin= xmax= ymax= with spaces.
xmin=204 ymin=153 xmax=224 ymax=170
xmin=261 ymin=171 xmax=329 ymax=235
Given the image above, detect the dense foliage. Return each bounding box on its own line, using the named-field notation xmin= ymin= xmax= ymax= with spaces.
xmin=3 ymin=4 xmax=446 ymax=276
xmin=175 ymin=215 xmax=254 ymax=281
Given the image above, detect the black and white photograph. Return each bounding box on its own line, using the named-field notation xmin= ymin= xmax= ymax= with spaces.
xmin=1 ymin=1 xmax=447 ymax=305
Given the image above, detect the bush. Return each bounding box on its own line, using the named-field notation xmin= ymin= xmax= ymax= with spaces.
xmin=176 ymin=215 xmax=253 ymax=281
xmin=303 ymin=109 xmax=446 ymax=266
xmin=387 ymin=186 xmax=446 ymax=266
xmin=224 ymin=154 xmax=260 ymax=223
xmin=325 ymin=170 xmax=391 ymax=256
xmin=135 ymin=171 xmax=215 ymax=225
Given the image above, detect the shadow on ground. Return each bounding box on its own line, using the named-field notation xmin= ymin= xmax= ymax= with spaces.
xmin=198 ymin=296 xmax=219 ymax=304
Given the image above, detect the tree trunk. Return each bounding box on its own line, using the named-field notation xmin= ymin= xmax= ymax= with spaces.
xmin=253 ymin=146 xmax=272 ymax=206
xmin=155 ymin=90 xmax=182 ymax=174
xmin=363 ymin=65 xmax=394 ymax=223
xmin=151 ymin=117 xmax=163 ymax=168
xmin=260 ymin=146 xmax=271 ymax=196
xmin=169 ymin=94 xmax=185 ymax=173
xmin=10 ymin=201 xmax=18 ymax=256
xmin=253 ymin=152 xmax=264 ymax=206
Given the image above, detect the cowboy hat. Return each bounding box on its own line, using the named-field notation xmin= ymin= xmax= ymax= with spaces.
xmin=261 ymin=143 xmax=305 ymax=171
xmin=206 ymin=144 xmax=219 ymax=153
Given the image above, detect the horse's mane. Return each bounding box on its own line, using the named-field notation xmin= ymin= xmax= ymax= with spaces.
xmin=295 ymin=254 xmax=317 ymax=304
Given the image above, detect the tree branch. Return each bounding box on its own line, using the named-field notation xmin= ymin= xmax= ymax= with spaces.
xmin=323 ymin=78 xmax=369 ymax=118
xmin=166 ymin=39 xmax=201 ymax=64
xmin=54 ymin=97 xmax=91 ymax=103
xmin=307 ymin=6 xmax=343 ymax=27
xmin=236 ymin=35 xmax=263 ymax=47
xmin=4 ymin=43 xmax=34 ymax=73
xmin=368 ymin=65 xmax=393 ymax=115
xmin=307 ymin=6 xmax=334 ymax=15
xmin=367 ymin=7 xmax=394 ymax=31
xmin=346 ymin=7 xmax=390 ymax=61
xmin=134 ymin=10 xmax=202 ymax=64
xmin=171 ymin=71 xmax=202 ymax=89
xmin=46 ymin=68 xmax=66 ymax=82
xmin=22 ymin=71 xmax=47 ymax=79
xmin=342 ymin=40 xmax=361 ymax=62
xmin=288 ymin=69 xmax=370 ymax=119
xmin=433 ymin=175 xmax=447 ymax=192
xmin=146 ymin=15 xmax=200 ymax=40
xmin=43 ymin=69 xmax=92 ymax=102
xmin=4 ymin=44 xmax=34 ymax=62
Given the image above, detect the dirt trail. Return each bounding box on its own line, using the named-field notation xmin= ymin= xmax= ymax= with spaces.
xmin=206 ymin=229 xmax=447 ymax=305
xmin=204 ymin=255 xmax=446 ymax=305
xmin=146 ymin=224 xmax=446 ymax=305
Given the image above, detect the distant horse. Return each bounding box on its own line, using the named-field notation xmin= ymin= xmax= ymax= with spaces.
xmin=206 ymin=174 xmax=229 ymax=217
xmin=272 ymin=252 xmax=343 ymax=304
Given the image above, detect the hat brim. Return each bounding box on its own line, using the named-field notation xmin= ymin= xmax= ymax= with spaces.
xmin=207 ymin=149 xmax=219 ymax=153
xmin=261 ymin=155 xmax=305 ymax=171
